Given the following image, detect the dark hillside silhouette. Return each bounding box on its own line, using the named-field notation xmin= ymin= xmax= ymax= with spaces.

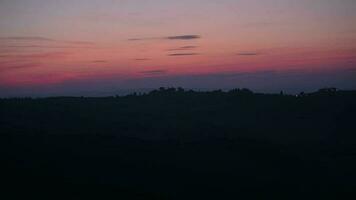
xmin=1 ymin=88 xmax=356 ymax=199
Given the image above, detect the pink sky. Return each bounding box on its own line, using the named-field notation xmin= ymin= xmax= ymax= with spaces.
xmin=0 ymin=0 xmax=355 ymax=96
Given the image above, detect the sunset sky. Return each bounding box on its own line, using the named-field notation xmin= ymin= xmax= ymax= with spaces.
xmin=0 ymin=0 xmax=355 ymax=96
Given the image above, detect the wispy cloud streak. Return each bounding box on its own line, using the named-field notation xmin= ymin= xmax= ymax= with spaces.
xmin=0 ymin=36 xmax=94 ymax=45
xmin=237 ymin=52 xmax=261 ymax=56
xmin=134 ymin=58 xmax=151 ymax=61
xmin=167 ymin=46 xmax=198 ymax=51
xmin=168 ymin=53 xmax=199 ymax=56
xmin=166 ymin=35 xmax=201 ymax=40
xmin=128 ymin=35 xmax=201 ymax=41
xmin=0 ymin=62 xmax=39 ymax=72
xmin=0 ymin=36 xmax=55 ymax=42
xmin=140 ymin=70 xmax=167 ymax=75
xmin=0 ymin=45 xmax=96 ymax=49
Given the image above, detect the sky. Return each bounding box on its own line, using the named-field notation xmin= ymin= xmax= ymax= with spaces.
xmin=0 ymin=0 xmax=355 ymax=96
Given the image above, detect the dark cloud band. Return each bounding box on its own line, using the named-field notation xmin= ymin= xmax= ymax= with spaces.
xmin=237 ymin=52 xmax=260 ymax=56
xmin=167 ymin=46 xmax=198 ymax=51
xmin=128 ymin=35 xmax=201 ymax=41
xmin=166 ymin=35 xmax=201 ymax=40
xmin=168 ymin=53 xmax=199 ymax=56
xmin=140 ymin=70 xmax=167 ymax=75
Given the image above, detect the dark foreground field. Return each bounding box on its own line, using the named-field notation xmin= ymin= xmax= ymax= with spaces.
xmin=1 ymin=88 xmax=356 ymax=199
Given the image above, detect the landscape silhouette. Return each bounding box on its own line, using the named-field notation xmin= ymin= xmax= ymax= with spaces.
xmin=1 ymin=87 xmax=356 ymax=199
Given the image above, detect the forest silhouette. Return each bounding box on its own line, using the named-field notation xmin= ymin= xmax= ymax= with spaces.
xmin=1 ymin=88 xmax=356 ymax=199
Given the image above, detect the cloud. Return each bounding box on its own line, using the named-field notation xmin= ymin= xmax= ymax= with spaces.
xmin=237 ymin=52 xmax=260 ymax=56
xmin=166 ymin=35 xmax=201 ymax=40
xmin=0 ymin=36 xmax=94 ymax=45
xmin=134 ymin=58 xmax=151 ymax=61
xmin=168 ymin=53 xmax=199 ymax=56
xmin=140 ymin=70 xmax=167 ymax=75
xmin=0 ymin=52 xmax=69 ymax=59
xmin=0 ymin=36 xmax=55 ymax=42
xmin=0 ymin=45 xmax=96 ymax=49
xmin=180 ymin=46 xmax=198 ymax=49
xmin=128 ymin=35 xmax=201 ymax=41
xmin=168 ymin=46 xmax=198 ymax=51
xmin=128 ymin=38 xmax=144 ymax=41
xmin=0 ymin=63 xmax=39 ymax=72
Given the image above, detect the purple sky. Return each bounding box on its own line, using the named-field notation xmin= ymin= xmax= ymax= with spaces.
xmin=0 ymin=0 xmax=355 ymax=96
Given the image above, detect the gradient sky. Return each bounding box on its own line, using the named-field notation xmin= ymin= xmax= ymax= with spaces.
xmin=0 ymin=0 xmax=355 ymax=96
